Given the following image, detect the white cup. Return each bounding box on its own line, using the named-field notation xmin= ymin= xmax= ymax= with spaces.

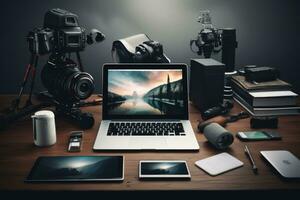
xmin=32 ymin=110 xmax=56 ymax=147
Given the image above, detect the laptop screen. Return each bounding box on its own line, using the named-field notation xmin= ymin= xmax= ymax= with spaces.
xmin=102 ymin=64 xmax=188 ymax=120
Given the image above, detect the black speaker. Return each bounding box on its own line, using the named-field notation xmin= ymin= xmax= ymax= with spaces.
xmin=190 ymin=58 xmax=225 ymax=113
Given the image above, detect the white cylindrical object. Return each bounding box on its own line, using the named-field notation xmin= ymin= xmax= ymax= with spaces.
xmin=32 ymin=110 xmax=56 ymax=147
xmin=203 ymin=122 xmax=234 ymax=149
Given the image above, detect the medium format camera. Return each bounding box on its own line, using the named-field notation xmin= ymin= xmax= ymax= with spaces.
xmin=27 ymin=9 xmax=84 ymax=55
xmin=27 ymin=8 xmax=101 ymax=55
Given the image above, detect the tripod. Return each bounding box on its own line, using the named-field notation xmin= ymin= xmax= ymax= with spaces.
xmin=10 ymin=48 xmax=89 ymax=111
xmin=0 ymin=51 xmax=101 ymax=131
xmin=10 ymin=53 xmax=39 ymax=112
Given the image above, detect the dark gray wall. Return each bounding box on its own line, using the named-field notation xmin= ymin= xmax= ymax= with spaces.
xmin=1 ymin=0 xmax=299 ymax=94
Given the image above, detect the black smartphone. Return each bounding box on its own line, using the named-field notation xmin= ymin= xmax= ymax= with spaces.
xmin=236 ymin=131 xmax=281 ymax=141
xmin=68 ymin=131 xmax=83 ymax=152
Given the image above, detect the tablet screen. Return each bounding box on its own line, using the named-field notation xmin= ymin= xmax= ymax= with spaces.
xmin=140 ymin=161 xmax=190 ymax=178
xmin=26 ymin=156 xmax=124 ymax=182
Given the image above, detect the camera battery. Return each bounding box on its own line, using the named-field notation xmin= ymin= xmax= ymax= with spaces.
xmin=250 ymin=117 xmax=278 ymax=129
xmin=245 ymin=66 xmax=279 ymax=82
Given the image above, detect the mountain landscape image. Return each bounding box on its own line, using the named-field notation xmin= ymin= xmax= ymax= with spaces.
xmin=107 ymin=70 xmax=184 ymax=115
xmin=29 ymin=156 xmax=123 ymax=180
xmin=141 ymin=162 xmax=188 ymax=175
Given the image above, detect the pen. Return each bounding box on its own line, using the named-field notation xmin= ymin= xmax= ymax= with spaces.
xmin=244 ymin=145 xmax=258 ymax=173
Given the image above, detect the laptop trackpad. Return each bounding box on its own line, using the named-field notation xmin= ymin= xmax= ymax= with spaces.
xmin=129 ymin=138 xmax=167 ymax=149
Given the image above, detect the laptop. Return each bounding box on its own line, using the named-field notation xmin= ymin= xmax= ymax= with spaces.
xmin=93 ymin=63 xmax=199 ymax=150
xmin=261 ymin=150 xmax=300 ymax=178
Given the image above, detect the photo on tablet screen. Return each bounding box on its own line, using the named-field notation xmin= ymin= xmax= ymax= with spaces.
xmin=140 ymin=161 xmax=189 ymax=175
xmin=26 ymin=156 xmax=124 ymax=182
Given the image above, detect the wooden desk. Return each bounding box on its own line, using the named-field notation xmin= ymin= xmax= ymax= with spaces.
xmin=0 ymin=95 xmax=299 ymax=191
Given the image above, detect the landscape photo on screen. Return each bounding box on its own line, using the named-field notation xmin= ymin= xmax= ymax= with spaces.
xmin=29 ymin=156 xmax=123 ymax=180
xmin=107 ymin=69 xmax=184 ymax=115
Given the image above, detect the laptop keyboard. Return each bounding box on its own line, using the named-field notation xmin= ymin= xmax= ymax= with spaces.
xmin=107 ymin=122 xmax=185 ymax=136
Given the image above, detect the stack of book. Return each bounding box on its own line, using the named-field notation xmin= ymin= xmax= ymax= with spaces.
xmin=232 ymin=76 xmax=300 ymax=116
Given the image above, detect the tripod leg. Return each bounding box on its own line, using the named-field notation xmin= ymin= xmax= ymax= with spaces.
xmin=0 ymin=102 xmax=53 ymax=130
xmin=11 ymin=54 xmax=35 ymax=111
xmin=26 ymin=55 xmax=39 ymax=107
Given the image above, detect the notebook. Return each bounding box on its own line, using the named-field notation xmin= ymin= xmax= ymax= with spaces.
xmin=195 ymin=153 xmax=243 ymax=176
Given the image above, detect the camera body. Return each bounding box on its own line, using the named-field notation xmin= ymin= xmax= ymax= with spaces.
xmin=112 ymin=34 xmax=170 ymax=63
xmin=191 ymin=28 xmax=221 ymax=59
xmin=28 ymin=28 xmax=53 ymax=55
xmin=134 ymin=41 xmax=165 ymax=63
xmin=28 ymin=8 xmax=87 ymax=55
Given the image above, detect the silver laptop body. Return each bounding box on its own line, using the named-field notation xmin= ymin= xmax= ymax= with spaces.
xmin=93 ymin=64 xmax=199 ymax=150
xmin=261 ymin=150 xmax=300 ymax=178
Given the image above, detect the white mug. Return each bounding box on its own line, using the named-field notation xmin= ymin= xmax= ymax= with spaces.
xmin=32 ymin=110 xmax=56 ymax=147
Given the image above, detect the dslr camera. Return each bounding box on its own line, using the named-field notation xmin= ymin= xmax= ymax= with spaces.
xmin=190 ymin=10 xmax=222 ymax=58
xmin=134 ymin=40 xmax=165 ymax=63
xmin=6 ymin=8 xmax=105 ymax=129
xmin=190 ymin=28 xmax=221 ymax=58
xmin=112 ymin=34 xmax=170 ymax=63
xmin=27 ymin=8 xmax=105 ymax=105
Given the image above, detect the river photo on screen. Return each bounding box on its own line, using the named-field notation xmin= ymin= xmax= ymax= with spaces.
xmin=107 ymin=69 xmax=184 ymax=116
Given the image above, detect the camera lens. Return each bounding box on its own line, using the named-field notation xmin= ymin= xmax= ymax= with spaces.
xmin=80 ymin=83 xmax=89 ymax=93
xmin=74 ymin=76 xmax=94 ymax=100
xmin=41 ymin=61 xmax=94 ymax=103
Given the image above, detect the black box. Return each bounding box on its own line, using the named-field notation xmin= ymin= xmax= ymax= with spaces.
xmin=245 ymin=66 xmax=279 ymax=82
xmin=190 ymin=59 xmax=225 ymax=112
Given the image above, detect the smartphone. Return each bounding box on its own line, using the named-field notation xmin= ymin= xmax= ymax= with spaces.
xmin=68 ymin=131 xmax=83 ymax=152
xmin=139 ymin=160 xmax=191 ymax=179
xmin=237 ymin=131 xmax=281 ymax=141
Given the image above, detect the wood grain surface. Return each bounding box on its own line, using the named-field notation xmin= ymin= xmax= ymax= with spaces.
xmin=0 ymin=95 xmax=299 ymax=191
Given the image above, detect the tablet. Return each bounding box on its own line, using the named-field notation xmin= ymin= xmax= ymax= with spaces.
xmin=139 ymin=160 xmax=191 ymax=179
xmin=25 ymin=156 xmax=124 ymax=182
